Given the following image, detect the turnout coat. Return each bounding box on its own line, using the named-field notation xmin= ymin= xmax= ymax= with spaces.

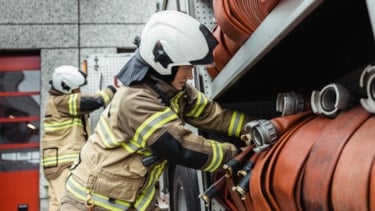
xmin=67 ymin=76 xmax=255 ymax=210
xmin=42 ymin=87 xmax=115 ymax=180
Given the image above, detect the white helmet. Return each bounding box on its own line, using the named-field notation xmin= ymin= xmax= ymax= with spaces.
xmin=139 ymin=10 xmax=218 ymax=75
xmin=51 ymin=65 xmax=87 ymax=94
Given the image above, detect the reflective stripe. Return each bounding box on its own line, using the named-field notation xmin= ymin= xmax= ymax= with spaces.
xmin=66 ymin=176 xmax=131 ymax=211
xmin=97 ymin=115 xmax=140 ymax=152
xmin=44 ymin=118 xmax=82 ymax=131
xmin=228 ymin=111 xmax=245 ymax=137
xmin=136 ymin=149 xmax=153 ymax=157
xmin=42 ymin=154 xmax=78 ymax=167
xmin=203 ymin=141 xmax=224 ymax=172
xmin=135 ymin=161 xmax=167 ymax=210
xmin=170 ymin=92 xmax=184 ymax=113
xmin=99 ymin=91 xmax=111 ymax=105
xmin=119 ymin=141 xmax=142 ymax=154
xmin=186 ymin=92 xmax=208 ymax=118
xmin=97 ymin=115 xmax=122 ymax=148
xmin=134 ymin=108 xmax=178 ymax=147
xmin=69 ymin=94 xmax=79 ymax=116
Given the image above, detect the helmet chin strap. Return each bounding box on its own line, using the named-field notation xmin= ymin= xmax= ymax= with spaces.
xmin=148 ymin=66 xmax=178 ymax=84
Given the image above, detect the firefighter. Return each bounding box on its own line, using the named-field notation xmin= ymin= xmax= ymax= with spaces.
xmin=41 ymin=65 xmax=116 ymax=211
xmin=60 ymin=10 xmax=256 ymax=211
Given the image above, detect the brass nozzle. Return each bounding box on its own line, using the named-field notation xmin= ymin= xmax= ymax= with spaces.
xmin=198 ymin=194 xmax=210 ymax=207
xmin=240 ymin=134 xmax=252 ymax=145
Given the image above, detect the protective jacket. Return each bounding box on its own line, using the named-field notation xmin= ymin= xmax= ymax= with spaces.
xmin=67 ymin=75 xmax=256 ymax=210
xmin=42 ymin=86 xmax=115 ymax=180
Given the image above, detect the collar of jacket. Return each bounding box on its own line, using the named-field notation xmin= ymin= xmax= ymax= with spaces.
xmin=148 ymin=74 xmax=182 ymax=101
xmin=48 ymin=88 xmax=66 ymax=96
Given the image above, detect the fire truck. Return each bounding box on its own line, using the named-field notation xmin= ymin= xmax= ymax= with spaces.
xmin=83 ymin=0 xmax=375 ymax=210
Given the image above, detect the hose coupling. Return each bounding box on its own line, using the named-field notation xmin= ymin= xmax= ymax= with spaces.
xmin=244 ymin=119 xmax=277 ymax=153
xmin=276 ymin=91 xmax=305 ymax=116
xmin=359 ymin=64 xmax=375 ymax=113
xmin=310 ymin=83 xmax=352 ymax=118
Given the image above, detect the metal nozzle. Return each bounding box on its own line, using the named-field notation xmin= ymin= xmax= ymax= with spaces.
xmin=237 ymin=161 xmax=253 ymax=177
xmin=240 ymin=134 xmax=252 ymax=145
xmin=198 ymin=193 xmax=211 ymax=207
xmin=232 ymin=172 xmax=252 ymax=200
xmin=199 ymin=176 xmax=226 ymax=206
xmin=223 ymin=164 xmax=233 ymax=178
xmin=232 ymin=186 xmax=247 ymax=200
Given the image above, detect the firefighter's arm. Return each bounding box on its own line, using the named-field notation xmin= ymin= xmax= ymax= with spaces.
xmin=121 ymin=86 xmax=239 ymax=171
xmin=79 ymin=85 xmax=116 ymax=112
xmin=148 ymin=124 xmax=240 ymax=172
xmin=183 ymin=85 xmax=257 ymax=138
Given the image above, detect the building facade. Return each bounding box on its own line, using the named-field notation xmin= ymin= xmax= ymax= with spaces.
xmin=0 ymin=0 xmax=158 ymax=210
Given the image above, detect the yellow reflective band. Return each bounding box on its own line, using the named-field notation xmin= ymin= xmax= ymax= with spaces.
xmin=135 ymin=161 xmax=167 ymax=210
xmin=170 ymin=92 xmax=184 ymax=113
xmin=228 ymin=111 xmax=245 ymax=137
xmin=100 ymin=91 xmax=110 ymax=105
xmin=186 ymin=92 xmax=208 ymax=117
xmin=44 ymin=118 xmax=83 ymax=131
xmin=203 ymin=141 xmax=223 ymax=172
xmin=97 ymin=116 xmax=121 ymax=148
xmin=133 ymin=108 xmax=178 ymax=147
xmin=97 ymin=115 xmax=140 ymax=152
xmin=69 ymin=94 xmax=79 ymax=116
xmin=66 ymin=176 xmax=131 ymax=211
xmin=42 ymin=154 xmax=78 ymax=167
xmin=119 ymin=140 xmax=140 ymax=153
xmin=136 ymin=149 xmax=153 ymax=157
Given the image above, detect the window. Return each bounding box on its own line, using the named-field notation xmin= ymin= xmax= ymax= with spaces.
xmin=0 ymin=53 xmax=40 ymax=171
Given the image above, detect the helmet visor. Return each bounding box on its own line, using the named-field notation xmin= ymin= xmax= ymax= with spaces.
xmin=190 ymin=24 xmax=218 ymax=66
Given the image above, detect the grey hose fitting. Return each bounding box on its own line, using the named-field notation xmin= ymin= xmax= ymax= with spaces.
xmin=359 ymin=64 xmax=375 ymax=113
xmin=244 ymin=119 xmax=277 ymax=153
xmin=276 ymin=91 xmax=305 ymax=116
xmin=310 ymin=83 xmax=351 ymax=118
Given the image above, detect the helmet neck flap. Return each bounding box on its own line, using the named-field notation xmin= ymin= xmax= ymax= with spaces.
xmin=116 ymin=49 xmax=150 ymax=86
